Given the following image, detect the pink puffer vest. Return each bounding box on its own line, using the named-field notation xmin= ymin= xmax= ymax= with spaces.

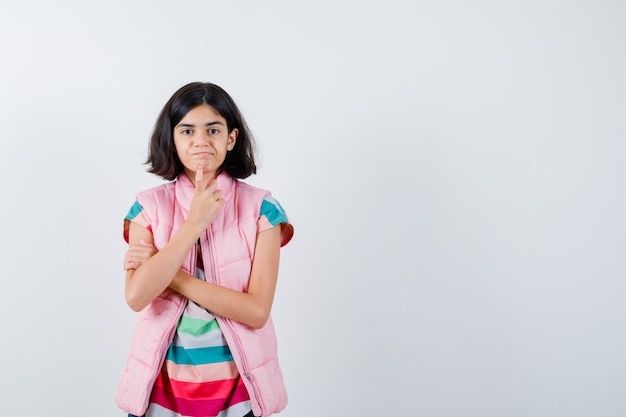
xmin=116 ymin=172 xmax=293 ymax=417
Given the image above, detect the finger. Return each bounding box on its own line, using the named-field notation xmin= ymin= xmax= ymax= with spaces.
xmin=125 ymin=263 xmax=140 ymax=271
xmin=195 ymin=164 xmax=204 ymax=189
xmin=123 ymin=259 xmax=138 ymax=271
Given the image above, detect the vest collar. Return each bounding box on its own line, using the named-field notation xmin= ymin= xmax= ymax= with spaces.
xmin=174 ymin=171 xmax=236 ymax=210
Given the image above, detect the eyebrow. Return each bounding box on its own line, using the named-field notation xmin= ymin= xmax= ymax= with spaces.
xmin=176 ymin=121 xmax=225 ymax=128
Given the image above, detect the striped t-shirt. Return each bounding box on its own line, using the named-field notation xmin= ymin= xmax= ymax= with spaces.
xmin=125 ymin=195 xmax=290 ymax=417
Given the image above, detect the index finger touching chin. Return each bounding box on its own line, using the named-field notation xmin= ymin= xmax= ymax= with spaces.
xmin=195 ymin=164 xmax=204 ymax=186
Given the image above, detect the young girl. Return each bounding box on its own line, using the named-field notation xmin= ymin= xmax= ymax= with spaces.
xmin=116 ymin=82 xmax=294 ymax=417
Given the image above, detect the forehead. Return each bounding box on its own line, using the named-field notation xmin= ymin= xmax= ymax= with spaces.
xmin=178 ymin=104 xmax=225 ymax=125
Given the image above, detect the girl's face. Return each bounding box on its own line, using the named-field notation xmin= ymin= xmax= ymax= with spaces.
xmin=173 ymin=104 xmax=237 ymax=182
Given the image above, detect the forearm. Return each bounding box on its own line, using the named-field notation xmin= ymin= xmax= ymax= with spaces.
xmin=125 ymin=222 xmax=204 ymax=311
xmin=169 ymin=271 xmax=272 ymax=329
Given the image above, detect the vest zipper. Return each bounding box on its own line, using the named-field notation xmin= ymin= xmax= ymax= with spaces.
xmin=224 ymin=316 xmax=265 ymax=413
xmin=202 ymin=227 xmax=266 ymax=415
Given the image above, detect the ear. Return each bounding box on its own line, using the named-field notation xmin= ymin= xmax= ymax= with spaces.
xmin=227 ymin=128 xmax=238 ymax=151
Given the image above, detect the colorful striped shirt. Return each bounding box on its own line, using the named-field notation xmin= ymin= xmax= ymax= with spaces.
xmin=125 ymin=195 xmax=289 ymax=417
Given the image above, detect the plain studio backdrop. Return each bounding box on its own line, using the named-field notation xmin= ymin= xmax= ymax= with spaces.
xmin=1 ymin=1 xmax=625 ymax=416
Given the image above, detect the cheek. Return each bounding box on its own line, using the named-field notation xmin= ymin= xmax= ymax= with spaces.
xmin=173 ymin=147 xmax=188 ymax=165
xmin=173 ymin=138 xmax=186 ymax=155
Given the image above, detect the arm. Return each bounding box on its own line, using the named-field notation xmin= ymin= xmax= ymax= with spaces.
xmin=125 ymin=166 xmax=225 ymax=312
xmin=169 ymin=224 xmax=282 ymax=329
xmin=124 ymin=221 xmax=199 ymax=311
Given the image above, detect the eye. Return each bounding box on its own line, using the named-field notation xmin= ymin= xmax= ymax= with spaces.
xmin=209 ymin=128 xmax=220 ymax=135
xmin=181 ymin=129 xmax=193 ymax=135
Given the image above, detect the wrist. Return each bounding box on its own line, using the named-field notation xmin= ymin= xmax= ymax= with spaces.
xmin=183 ymin=218 xmax=207 ymax=238
xmin=169 ymin=273 xmax=182 ymax=292
xmin=175 ymin=221 xmax=204 ymax=246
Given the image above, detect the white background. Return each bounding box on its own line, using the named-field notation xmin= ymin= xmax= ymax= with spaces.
xmin=1 ymin=1 xmax=625 ymax=416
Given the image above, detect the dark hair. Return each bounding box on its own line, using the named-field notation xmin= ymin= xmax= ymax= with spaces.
xmin=146 ymin=82 xmax=257 ymax=180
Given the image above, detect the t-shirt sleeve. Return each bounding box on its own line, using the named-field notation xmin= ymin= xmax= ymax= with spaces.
xmin=123 ymin=200 xmax=152 ymax=243
xmin=258 ymin=194 xmax=294 ymax=247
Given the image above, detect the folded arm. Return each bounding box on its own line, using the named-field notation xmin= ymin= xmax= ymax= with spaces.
xmin=169 ymin=224 xmax=282 ymax=329
xmin=124 ymin=220 xmax=202 ymax=311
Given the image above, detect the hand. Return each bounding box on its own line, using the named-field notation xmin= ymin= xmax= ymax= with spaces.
xmin=187 ymin=165 xmax=225 ymax=231
xmin=123 ymin=240 xmax=157 ymax=271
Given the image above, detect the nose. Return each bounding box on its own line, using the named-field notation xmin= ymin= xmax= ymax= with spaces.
xmin=193 ymin=131 xmax=210 ymax=145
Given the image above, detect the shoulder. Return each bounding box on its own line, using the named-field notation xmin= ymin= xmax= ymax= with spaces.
xmin=136 ymin=181 xmax=176 ymax=199
xmin=230 ymin=179 xmax=270 ymax=212
xmin=136 ymin=181 xmax=176 ymax=208
xmin=233 ymin=179 xmax=269 ymax=199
